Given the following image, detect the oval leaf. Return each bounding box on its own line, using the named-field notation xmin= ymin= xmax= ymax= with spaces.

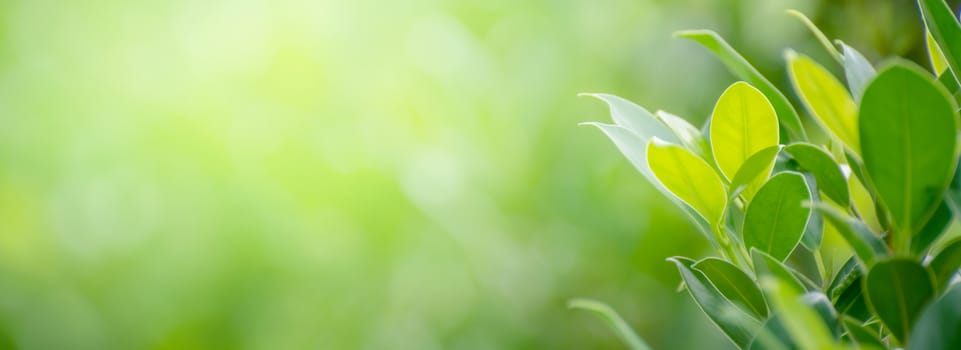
xmin=743 ymin=172 xmax=813 ymax=261
xmin=729 ymin=146 xmax=780 ymax=200
xmin=787 ymin=52 xmax=860 ymax=153
xmin=655 ymin=110 xmax=711 ymax=158
xmin=784 ymin=143 xmax=850 ymax=206
xmin=864 ymin=258 xmax=936 ymax=344
xmin=907 ymin=284 xmax=961 ymax=350
xmin=710 ymin=82 xmax=780 ymax=181
xmin=751 ymin=248 xmax=809 ymax=293
xmin=675 ymin=30 xmax=807 ymax=141
xmin=648 ymin=139 xmax=728 ymax=226
xmin=694 ymin=257 xmax=769 ymax=318
xmin=859 ymin=63 xmax=958 ymax=253
xmin=929 ymin=238 xmax=961 ymax=291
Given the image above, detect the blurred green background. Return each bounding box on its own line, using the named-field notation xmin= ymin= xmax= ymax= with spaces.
xmin=0 ymin=0 xmax=944 ymax=349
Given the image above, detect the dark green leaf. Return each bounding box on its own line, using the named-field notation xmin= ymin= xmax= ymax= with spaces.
xmin=669 ymin=257 xmax=761 ymax=348
xmin=784 ymin=143 xmax=849 ymax=206
xmin=694 ymin=257 xmax=769 ymax=318
xmin=929 ymin=238 xmax=961 ymax=291
xmin=743 ymin=172 xmax=813 ymax=261
xmin=827 ymin=258 xmax=861 ymax=301
xmin=841 ymin=315 xmax=885 ymax=349
xmin=675 ymin=30 xmax=807 ymax=141
xmin=835 ymin=276 xmax=872 ymax=322
xmin=751 ymin=248 xmax=809 ymax=293
xmin=859 ymin=63 xmax=958 ymax=254
xmin=907 ymin=284 xmax=961 ymax=349
xmin=913 ymin=201 xmax=953 ymax=255
xmin=864 ymin=258 xmax=936 ymax=344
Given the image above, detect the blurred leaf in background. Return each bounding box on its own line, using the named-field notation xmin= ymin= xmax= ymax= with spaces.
xmin=0 ymin=0 xmax=939 ymax=349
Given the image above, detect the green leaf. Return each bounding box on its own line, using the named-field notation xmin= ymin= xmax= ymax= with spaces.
xmin=655 ymin=110 xmax=711 ymax=159
xmin=828 ymin=258 xmax=861 ymax=301
xmin=581 ymin=94 xmax=678 ymax=144
xmin=729 ymin=146 xmax=780 ymax=201
xmin=859 ymin=62 xmax=958 ymax=254
xmin=748 ymin=315 xmax=793 ymax=350
xmin=912 ymin=201 xmax=953 ymax=255
xmin=812 ymin=203 xmax=887 ymax=267
xmin=568 ymin=299 xmax=652 ymax=350
xmin=929 ymin=238 xmax=961 ymax=291
xmin=784 ymin=143 xmax=850 ymax=206
xmin=786 ymin=9 xmax=842 ymax=63
xmin=751 ymin=248 xmax=809 ymax=293
xmin=927 ymin=30 xmax=950 ymax=74
xmin=648 ymin=139 xmax=728 ymax=226
xmin=834 ymin=275 xmax=872 ymax=322
xmin=743 ymin=172 xmax=813 ymax=261
xmin=694 ymin=257 xmax=769 ymax=318
xmin=837 ymin=41 xmax=876 ymax=102
xmin=787 ymin=52 xmax=860 ymax=153
xmin=864 ymin=258 xmax=936 ymax=344
xmin=709 ymin=82 xmax=781 ymax=182
xmin=918 ymin=0 xmax=961 ymax=87
xmin=760 ymin=277 xmax=835 ymax=350
xmin=907 ymin=284 xmax=961 ymax=350
xmin=675 ymin=30 xmax=807 ymax=141
xmin=841 ymin=316 xmax=885 ymax=349
xmin=803 ymin=292 xmax=843 ymax=339
xmin=669 ymin=257 xmax=761 ymax=348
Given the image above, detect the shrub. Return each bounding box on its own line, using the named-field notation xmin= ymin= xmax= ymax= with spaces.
xmin=574 ymin=1 xmax=961 ymax=349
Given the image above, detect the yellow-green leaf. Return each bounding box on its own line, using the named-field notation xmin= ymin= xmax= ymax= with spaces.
xmin=787 ymin=52 xmax=859 ymax=154
xmin=709 ymin=82 xmax=780 ymax=181
xmin=927 ymin=30 xmax=949 ymax=74
xmin=648 ymin=139 xmax=728 ymax=226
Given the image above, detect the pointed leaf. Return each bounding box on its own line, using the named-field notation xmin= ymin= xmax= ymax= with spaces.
xmin=581 ymin=94 xmax=678 ymax=144
xmin=569 ymin=299 xmax=652 ymax=350
xmin=837 ymin=41 xmax=876 ymax=102
xmin=729 ymin=146 xmax=780 ymax=201
xmin=913 ymin=201 xmax=953 ymax=255
xmin=784 ymin=143 xmax=850 ymax=206
xmin=670 ymin=257 xmax=761 ymax=348
xmin=812 ymin=203 xmax=887 ymax=266
xmin=918 ymin=0 xmax=961 ymax=87
xmin=648 ymin=139 xmax=728 ymax=226
xmin=694 ymin=257 xmax=769 ymax=318
xmin=709 ymin=82 xmax=781 ymax=182
xmin=787 ymin=53 xmax=860 ymax=153
xmin=751 ymin=248 xmax=809 ymax=293
xmin=743 ymin=172 xmax=813 ymax=261
xmin=907 ymin=284 xmax=961 ymax=350
xmin=655 ymin=110 xmax=711 ymax=158
xmin=675 ymin=30 xmax=807 ymax=140
xmin=786 ymin=10 xmax=842 ymax=63
xmin=929 ymin=238 xmax=961 ymax=291
xmin=841 ymin=316 xmax=885 ymax=349
xmin=927 ymin=30 xmax=950 ymax=74
xmin=859 ymin=63 xmax=958 ymax=253
xmin=864 ymin=258 xmax=936 ymax=344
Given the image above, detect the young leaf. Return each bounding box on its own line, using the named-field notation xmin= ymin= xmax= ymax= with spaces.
xmin=927 ymin=30 xmax=950 ymax=74
xmin=581 ymin=94 xmax=679 ymax=144
xmin=751 ymin=248 xmax=809 ymax=293
xmin=864 ymin=258 xmax=936 ymax=344
xmin=859 ymin=62 xmax=958 ymax=253
xmin=743 ymin=172 xmax=812 ymax=261
xmin=568 ymin=299 xmax=653 ymax=350
xmin=786 ymin=9 xmax=842 ymax=63
xmin=836 ymin=41 xmax=876 ymax=102
xmin=928 ymin=238 xmax=961 ymax=291
xmin=729 ymin=146 xmax=780 ymax=201
xmin=647 ymin=139 xmax=728 ymax=226
xmin=760 ymin=277 xmax=835 ymax=350
xmin=584 ymin=123 xmax=715 ymax=241
xmin=917 ymin=0 xmax=961 ymax=86
xmin=694 ymin=257 xmax=769 ymax=318
xmin=669 ymin=257 xmax=761 ymax=348
xmin=787 ymin=53 xmax=860 ymax=153
xmin=907 ymin=284 xmax=961 ymax=350
xmin=675 ymin=30 xmax=807 ymax=140
xmin=709 ymin=82 xmax=780 ymax=181
xmin=812 ymin=203 xmax=887 ymax=266
xmin=655 ymin=110 xmax=711 ymax=159
xmin=784 ymin=143 xmax=850 ymax=206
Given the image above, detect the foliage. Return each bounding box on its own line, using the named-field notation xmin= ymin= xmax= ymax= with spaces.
xmin=582 ymin=1 xmax=961 ymax=349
